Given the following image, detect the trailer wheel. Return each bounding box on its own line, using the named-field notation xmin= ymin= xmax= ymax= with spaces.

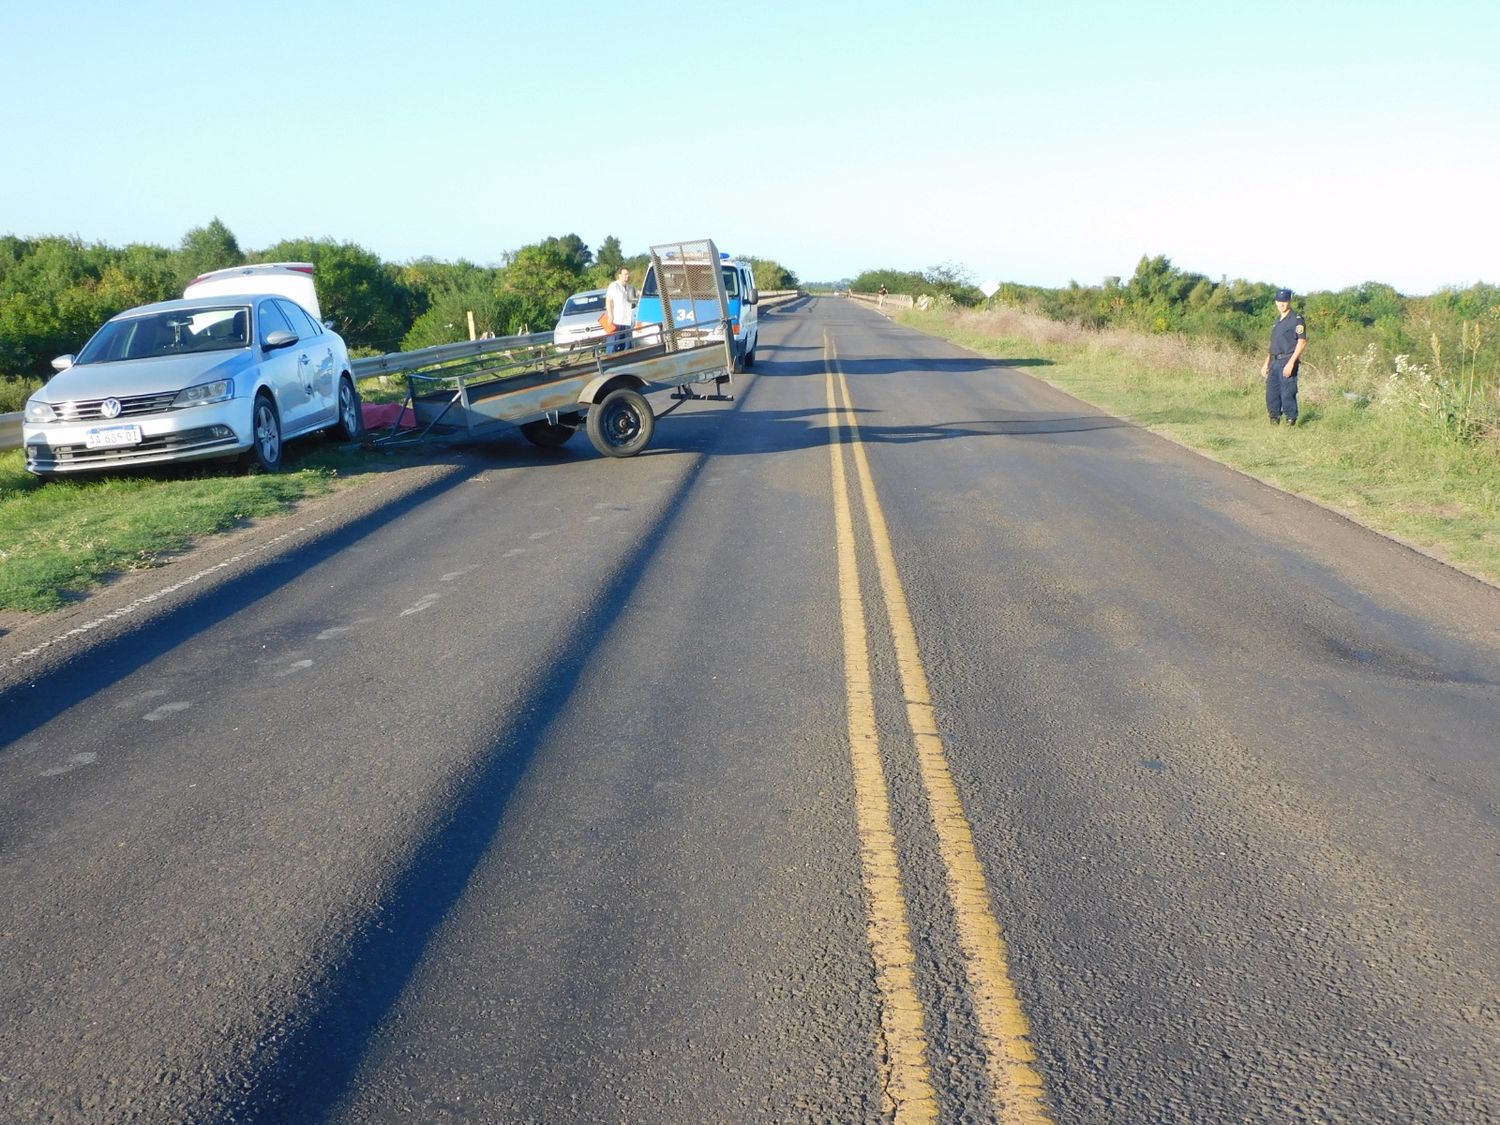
xmin=586 ymin=388 xmax=655 ymax=457
xmin=520 ymin=419 xmax=577 ymax=448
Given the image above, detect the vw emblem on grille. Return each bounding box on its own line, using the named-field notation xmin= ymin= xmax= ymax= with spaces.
xmin=100 ymin=398 xmax=122 ymax=419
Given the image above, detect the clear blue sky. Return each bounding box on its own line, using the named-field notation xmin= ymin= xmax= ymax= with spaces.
xmin=4 ymin=0 xmax=1497 ymax=294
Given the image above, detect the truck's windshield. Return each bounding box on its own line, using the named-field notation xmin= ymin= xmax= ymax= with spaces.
xmin=642 ymin=264 xmax=737 ymax=300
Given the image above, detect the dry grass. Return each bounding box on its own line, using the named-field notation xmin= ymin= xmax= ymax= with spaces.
xmin=935 ymin=304 xmax=1259 ymax=384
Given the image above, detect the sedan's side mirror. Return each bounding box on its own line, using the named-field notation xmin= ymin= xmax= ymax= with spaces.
xmin=263 ymin=330 xmax=300 ymax=351
xmin=51 ymin=355 xmax=75 ymax=372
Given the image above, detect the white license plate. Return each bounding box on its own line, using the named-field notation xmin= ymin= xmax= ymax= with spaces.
xmin=85 ymin=424 xmax=143 ymax=449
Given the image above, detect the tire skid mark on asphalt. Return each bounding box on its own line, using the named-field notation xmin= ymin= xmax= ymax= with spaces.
xmin=274 ymin=660 xmax=315 ymax=678
xmin=41 ymin=752 xmax=98 ymax=777
xmin=398 ymin=593 xmax=442 ymax=617
xmin=827 ymin=331 xmax=1053 ymax=1125
xmin=142 ymin=701 xmax=191 ymax=722
xmin=316 ymin=619 xmax=375 ymax=641
xmin=826 ymin=361 xmax=939 ymax=1123
xmin=440 ymin=567 xmax=480 ymax=583
xmin=114 ymin=689 xmax=169 ymax=710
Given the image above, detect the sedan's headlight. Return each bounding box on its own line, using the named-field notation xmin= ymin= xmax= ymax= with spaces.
xmin=172 ymin=378 xmax=234 ymax=408
xmin=24 ymin=399 xmax=57 ymax=423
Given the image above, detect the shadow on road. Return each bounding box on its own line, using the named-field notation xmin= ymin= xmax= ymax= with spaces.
xmin=220 ymin=428 xmax=721 ymax=1121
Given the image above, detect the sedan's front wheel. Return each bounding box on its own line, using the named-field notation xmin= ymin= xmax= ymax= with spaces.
xmin=244 ymin=394 xmax=283 ymax=472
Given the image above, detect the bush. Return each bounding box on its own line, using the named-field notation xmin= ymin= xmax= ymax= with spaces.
xmin=401 ymin=280 xmax=529 ymax=350
xmin=0 ymin=376 xmax=42 ymax=412
xmin=961 ymin=254 xmax=1500 ymax=451
xmin=852 ymin=265 xmax=983 ymax=306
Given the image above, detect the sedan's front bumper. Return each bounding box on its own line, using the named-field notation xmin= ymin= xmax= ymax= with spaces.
xmin=23 ymin=399 xmax=254 ymax=475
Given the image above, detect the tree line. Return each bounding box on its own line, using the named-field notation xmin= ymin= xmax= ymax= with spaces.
xmin=0 ymin=220 xmax=799 ymax=384
xmin=854 ymin=257 xmax=1500 ymax=407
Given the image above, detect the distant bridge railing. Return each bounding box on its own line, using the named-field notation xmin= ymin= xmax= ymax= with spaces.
xmin=846 ymin=291 xmax=918 ymax=313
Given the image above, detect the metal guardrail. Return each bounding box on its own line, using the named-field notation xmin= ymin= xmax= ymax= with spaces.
xmin=1 ymin=412 xmax=20 ymax=452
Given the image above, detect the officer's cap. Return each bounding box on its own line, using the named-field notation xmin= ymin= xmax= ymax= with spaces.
xmin=1275 ymin=288 xmax=1293 ymax=302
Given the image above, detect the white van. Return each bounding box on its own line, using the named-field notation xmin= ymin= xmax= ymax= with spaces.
xmin=185 ymin=262 xmax=325 ymax=321
xmin=724 ymin=258 xmax=759 ymax=368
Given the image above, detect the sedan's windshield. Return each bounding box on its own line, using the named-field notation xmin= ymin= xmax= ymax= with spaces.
xmin=76 ymin=306 xmax=251 ymax=364
xmin=562 ymin=293 xmax=605 ymax=316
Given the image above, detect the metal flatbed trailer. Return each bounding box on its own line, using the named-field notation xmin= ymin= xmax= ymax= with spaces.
xmin=355 ymin=239 xmax=738 ymax=458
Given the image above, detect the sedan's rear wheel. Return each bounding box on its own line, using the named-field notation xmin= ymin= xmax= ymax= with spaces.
xmin=244 ymin=394 xmax=283 ymax=472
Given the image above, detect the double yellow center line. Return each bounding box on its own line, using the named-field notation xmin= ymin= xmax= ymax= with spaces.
xmin=824 ymin=330 xmax=1051 ymax=1124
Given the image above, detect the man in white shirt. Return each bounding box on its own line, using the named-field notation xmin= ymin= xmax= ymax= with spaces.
xmin=604 ymin=267 xmax=635 ymax=353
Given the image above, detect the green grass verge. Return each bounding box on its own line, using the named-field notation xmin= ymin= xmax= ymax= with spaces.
xmin=1 ymin=375 xmax=422 ymax=614
xmin=903 ymin=306 xmax=1500 ymax=586
xmin=0 ymin=443 xmax=374 ymax=613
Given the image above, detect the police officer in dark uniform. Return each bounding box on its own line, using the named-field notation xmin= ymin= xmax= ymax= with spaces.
xmin=1262 ymin=287 xmax=1307 ymax=425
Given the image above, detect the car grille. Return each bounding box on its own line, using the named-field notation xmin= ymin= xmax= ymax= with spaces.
xmin=50 ymin=390 xmax=181 ymax=421
xmin=26 ymin=427 xmax=239 ymax=470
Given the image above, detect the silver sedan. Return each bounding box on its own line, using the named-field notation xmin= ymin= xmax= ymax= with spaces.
xmin=22 ymin=294 xmax=363 ymax=475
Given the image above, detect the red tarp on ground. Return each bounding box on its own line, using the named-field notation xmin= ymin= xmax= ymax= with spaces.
xmin=361 ymin=402 xmax=416 ymax=430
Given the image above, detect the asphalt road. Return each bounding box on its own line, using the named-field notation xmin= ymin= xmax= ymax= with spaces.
xmin=1 ymin=297 xmax=1496 ymax=1123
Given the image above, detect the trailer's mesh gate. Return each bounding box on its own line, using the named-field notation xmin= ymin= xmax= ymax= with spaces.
xmin=649 ymin=239 xmax=727 ymax=352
